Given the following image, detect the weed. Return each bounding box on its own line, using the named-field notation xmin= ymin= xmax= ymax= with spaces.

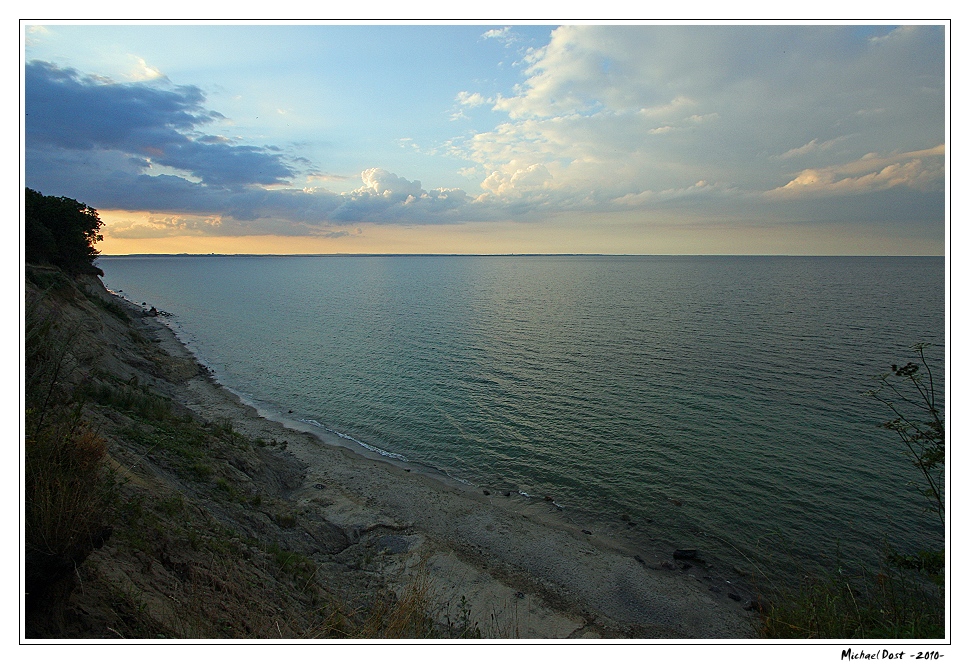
xmin=190 ymin=463 xmax=213 ymax=479
xmin=274 ymin=512 xmax=298 ymax=529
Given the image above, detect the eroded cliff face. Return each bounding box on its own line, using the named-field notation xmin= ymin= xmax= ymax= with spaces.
xmin=23 ymin=269 xmax=422 ymax=639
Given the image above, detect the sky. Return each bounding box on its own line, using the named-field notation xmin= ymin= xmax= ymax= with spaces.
xmin=22 ymin=22 xmax=948 ymax=255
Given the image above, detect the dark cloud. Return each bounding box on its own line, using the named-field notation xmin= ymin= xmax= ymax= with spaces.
xmin=25 ymin=60 xmax=296 ymax=188
xmin=23 ymin=60 xmax=479 ymax=232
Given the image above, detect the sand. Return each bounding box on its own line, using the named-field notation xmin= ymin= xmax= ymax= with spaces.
xmin=139 ymin=303 xmax=759 ymax=639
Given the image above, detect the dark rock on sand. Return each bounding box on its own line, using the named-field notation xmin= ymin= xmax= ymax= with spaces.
xmin=376 ymin=535 xmax=410 ymax=555
xmin=744 ymin=599 xmax=766 ymax=613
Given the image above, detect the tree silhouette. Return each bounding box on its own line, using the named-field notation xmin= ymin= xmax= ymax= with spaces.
xmin=25 ymin=188 xmax=104 ymax=275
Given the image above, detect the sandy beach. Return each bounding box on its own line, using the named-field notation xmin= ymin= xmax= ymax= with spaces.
xmin=128 ymin=292 xmax=759 ymax=639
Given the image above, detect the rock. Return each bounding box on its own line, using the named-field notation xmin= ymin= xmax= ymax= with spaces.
xmin=744 ymin=599 xmax=766 ymax=613
xmin=582 ymin=529 xmax=592 ymax=535
xmin=673 ymin=549 xmax=698 ymax=560
xmin=483 ymin=489 xmax=491 ymax=496
xmin=376 ymin=535 xmax=410 ymax=555
xmin=504 ymin=491 xmax=511 ymax=497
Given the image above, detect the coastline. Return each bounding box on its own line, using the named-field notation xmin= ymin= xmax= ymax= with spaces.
xmin=123 ymin=290 xmax=760 ymax=639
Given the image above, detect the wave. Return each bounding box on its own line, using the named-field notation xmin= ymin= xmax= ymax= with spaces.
xmin=299 ymin=418 xmax=409 ymax=462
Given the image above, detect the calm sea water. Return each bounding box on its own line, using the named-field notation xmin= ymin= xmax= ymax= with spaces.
xmin=99 ymin=255 xmax=945 ymax=587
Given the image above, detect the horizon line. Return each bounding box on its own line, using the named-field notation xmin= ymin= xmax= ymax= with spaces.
xmin=96 ymin=252 xmax=945 ymax=259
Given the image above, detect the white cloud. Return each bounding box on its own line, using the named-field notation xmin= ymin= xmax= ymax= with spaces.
xmin=479 ymin=163 xmax=552 ymax=197
xmin=353 ymin=168 xmax=424 ymax=198
xmin=481 ymin=27 xmax=518 ymax=47
xmin=774 ymin=138 xmax=845 ymax=160
xmin=448 ymin=24 xmax=944 ymax=214
xmin=456 ymin=91 xmax=489 ymax=107
xmin=126 ymin=56 xmax=165 ymax=81
xmin=767 ymin=145 xmax=945 ymax=199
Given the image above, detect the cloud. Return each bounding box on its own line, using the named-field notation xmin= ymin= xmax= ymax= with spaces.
xmin=25 ymin=60 xmax=297 ymax=187
xmin=329 ymin=168 xmax=470 ymax=222
xmin=767 ymin=145 xmax=945 ymax=199
xmin=456 ymin=91 xmax=489 ymax=107
xmin=448 ymin=24 xmax=945 ymax=220
xmin=481 ymin=27 xmax=518 ymax=48
xmin=24 ymin=25 xmax=945 ymax=240
xmin=107 ymin=212 xmax=224 ymax=239
xmin=773 ymin=137 xmax=848 ymax=160
xmin=480 ymin=163 xmax=552 ymax=197
xmin=126 ymin=56 xmax=166 ymax=82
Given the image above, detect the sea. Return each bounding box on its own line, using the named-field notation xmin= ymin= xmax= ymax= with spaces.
xmin=98 ymin=254 xmax=946 ymax=590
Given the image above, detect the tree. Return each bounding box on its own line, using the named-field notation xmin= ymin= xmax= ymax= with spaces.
xmin=25 ymin=188 xmax=104 ymax=275
xmin=867 ymin=343 xmax=945 ymax=581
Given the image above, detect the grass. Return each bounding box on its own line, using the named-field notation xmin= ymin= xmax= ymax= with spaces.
xmin=759 ymin=560 xmax=944 ymax=639
xmin=85 ymin=375 xmax=174 ymax=422
xmin=304 ymin=571 xmax=441 ymax=639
